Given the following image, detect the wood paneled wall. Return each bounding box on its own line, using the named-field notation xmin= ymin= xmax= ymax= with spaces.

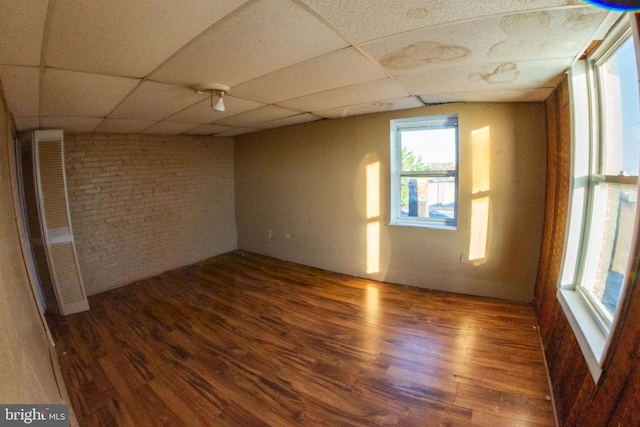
xmin=535 ymin=73 xmax=640 ymax=426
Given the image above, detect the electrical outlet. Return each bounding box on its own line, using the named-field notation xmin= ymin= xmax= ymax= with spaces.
xmin=268 ymin=229 xmax=274 ymax=239
xmin=459 ymin=252 xmax=468 ymax=264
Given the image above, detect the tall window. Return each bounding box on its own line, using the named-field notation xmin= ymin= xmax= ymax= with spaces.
xmin=559 ymin=16 xmax=639 ymax=381
xmin=579 ymin=32 xmax=639 ymax=331
xmin=390 ymin=115 xmax=458 ymax=229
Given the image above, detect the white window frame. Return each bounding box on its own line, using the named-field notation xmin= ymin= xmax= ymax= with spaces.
xmin=389 ymin=114 xmax=459 ymax=229
xmin=558 ymin=14 xmax=639 ymax=383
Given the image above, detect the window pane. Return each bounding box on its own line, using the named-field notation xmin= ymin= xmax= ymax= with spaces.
xmin=401 ymin=128 xmax=456 ymax=171
xmin=582 ymin=183 xmax=637 ymax=316
xmin=400 ymin=176 xmax=456 ymax=219
xmin=600 ymin=36 xmax=640 ymax=176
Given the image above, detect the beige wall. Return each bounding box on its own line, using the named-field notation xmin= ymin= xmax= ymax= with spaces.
xmin=65 ymin=133 xmax=237 ymax=295
xmin=0 ymin=89 xmax=63 ymax=403
xmin=235 ymin=103 xmax=547 ymax=302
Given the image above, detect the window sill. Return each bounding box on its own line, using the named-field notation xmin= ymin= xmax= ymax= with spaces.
xmin=388 ymin=220 xmax=457 ymax=230
xmin=556 ymin=288 xmax=606 ymax=383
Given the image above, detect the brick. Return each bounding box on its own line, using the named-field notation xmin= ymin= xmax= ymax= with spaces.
xmin=65 ymin=133 xmax=237 ymax=295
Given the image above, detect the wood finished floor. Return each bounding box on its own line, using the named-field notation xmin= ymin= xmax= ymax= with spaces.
xmin=47 ymin=251 xmax=555 ymax=427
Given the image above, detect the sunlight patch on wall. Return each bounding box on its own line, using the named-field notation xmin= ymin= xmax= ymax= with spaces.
xmin=472 ymin=126 xmax=490 ymax=193
xmin=469 ymin=197 xmax=490 ymax=262
xmin=366 ymin=162 xmax=380 ymax=219
xmin=366 ymin=161 xmax=381 ymax=274
xmin=366 ymin=221 xmax=380 ymax=274
xmin=469 ymin=126 xmax=491 ymax=264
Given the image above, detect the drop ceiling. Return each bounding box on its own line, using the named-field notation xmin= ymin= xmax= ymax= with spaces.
xmin=0 ymin=0 xmax=619 ymax=136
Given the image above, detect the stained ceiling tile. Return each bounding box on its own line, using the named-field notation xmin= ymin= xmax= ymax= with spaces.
xmin=300 ymin=0 xmax=576 ymax=44
xmin=45 ymin=0 xmax=250 ymax=77
xmin=0 ymin=0 xmax=48 ymax=65
xmin=315 ymin=96 xmax=423 ymax=119
xmin=231 ymin=48 xmax=387 ymax=103
xmin=142 ymin=122 xmax=200 ymax=135
xmin=419 ymin=88 xmax=554 ymax=103
xmin=278 ymin=78 xmax=409 ymax=112
xmin=257 ymin=113 xmax=322 ymax=129
xmin=150 ymin=0 xmax=348 ymax=87
xmin=167 ymin=95 xmax=264 ymax=124
xmin=184 ymin=124 xmax=237 ymax=135
xmin=396 ymin=58 xmax=571 ymax=96
xmin=94 ymin=118 xmax=156 ymax=133
xmin=109 ymin=81 xmax=206 ymax=121
xmin=40 ymin=117 xmax=103 ymax=133
xmin=215 ymin=105 xmax=303 ymax=128
xmin=361 ymin=7 xmax=608 ymax=76
xmin=0 ymin=66 xmax=40 ymax=116
xmin=41 ymin=69 xmax=140 ymax=117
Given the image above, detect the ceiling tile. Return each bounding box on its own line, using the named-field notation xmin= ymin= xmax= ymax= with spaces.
xmin=94 ymin=118 xmax=156 ymax=133
xmin=40 ymin=117 xmax=103 ymax=133
xmin=397 ymin=58 xmax=571 ymax=96
xmin=0 ymin=0 xmax=48 ymax=65
xmin=278 ymin=78 xmax=409 ymax=112
xmin=41 ymin=69 xmax=140 ymax=117
xmin=258 ymin=113 xmax=322 ymax=129
xmin=215 ymin=105 xmax=302 ymax=127
xmin=151 ymin=0 xmax=348 ymax=87
xmin=184 ymin=124 xmax=237 ymax=135
xmin=109 ymin=81 xmax=206 ymax=121
xmin=167 ymin=95 xmax=264 ymax=124
xmin=231 ymin=48 xmax=387 ymax=103
xmin=315 ymin=96 xmax=423 ymax=119
xmin=0 ymin=66 xmax=40 ymax=116
xmin=301 ymin=0 xmax=577 ymax=44
xmin=44 ymin=0 xmax=250 ymax=77
xmin=361 ymin=7 xmax=608 ymax=76
xmin=14 ymin=117 xmax=40 ymax=132
xmin=142 ymin=122 xmax=200 ymax=135
xmin=419 ymin=88 xmax=554 ymax=103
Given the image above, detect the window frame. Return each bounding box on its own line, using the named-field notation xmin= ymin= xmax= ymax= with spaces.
xmin=389 ymin=114 xmax=459 ymax=229
xmin=575 ymin=25 xmax=639 ymax=334
xmin=558 ymin=14 xmax=639 ymax=383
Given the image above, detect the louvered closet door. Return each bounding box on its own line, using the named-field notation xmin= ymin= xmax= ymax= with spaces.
xmin=20 ymin=138 xmax=61 ymax=314
xmin=25 ymin=130 xmax=89 ymax=315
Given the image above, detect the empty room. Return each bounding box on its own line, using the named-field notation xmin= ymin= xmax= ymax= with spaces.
xmin=1 ymin=1 xmax=639 ymax=426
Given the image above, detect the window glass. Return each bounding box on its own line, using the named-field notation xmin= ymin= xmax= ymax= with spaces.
xmin=582 ymin=183 xmax=637 ymax=317
xmin=401 ymin=128 xmax=457 ymax=171
xmin=400 ymin=176 xmax=456 ymax=219
xmin=599 ymin=37 xmax=640 ymax=176
xmin=390 ymin=115 xmax=458 ymax=228
xmin=579 ymin=31 xmax=640 ymax=327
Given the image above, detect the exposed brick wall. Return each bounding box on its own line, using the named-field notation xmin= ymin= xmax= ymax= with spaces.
xmin=64 ymin=133 xmax=237 ymax=295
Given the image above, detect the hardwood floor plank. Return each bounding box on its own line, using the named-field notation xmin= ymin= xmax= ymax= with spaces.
xmin=47 ymin=250 xmax=555 ymax=426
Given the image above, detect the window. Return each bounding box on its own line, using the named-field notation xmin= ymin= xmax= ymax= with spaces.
xmin=559 ymin=16 xmax=639 ymax=381
xmin=390 ymin=115 xmax=458 ymax=229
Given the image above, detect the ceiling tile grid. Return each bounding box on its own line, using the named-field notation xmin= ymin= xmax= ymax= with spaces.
xmin=0 ymin=0 xmax=621 ymax=136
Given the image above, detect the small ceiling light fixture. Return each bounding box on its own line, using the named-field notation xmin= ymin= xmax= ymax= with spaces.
xmin=193 ymin=83 xmax=231 ymax=112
